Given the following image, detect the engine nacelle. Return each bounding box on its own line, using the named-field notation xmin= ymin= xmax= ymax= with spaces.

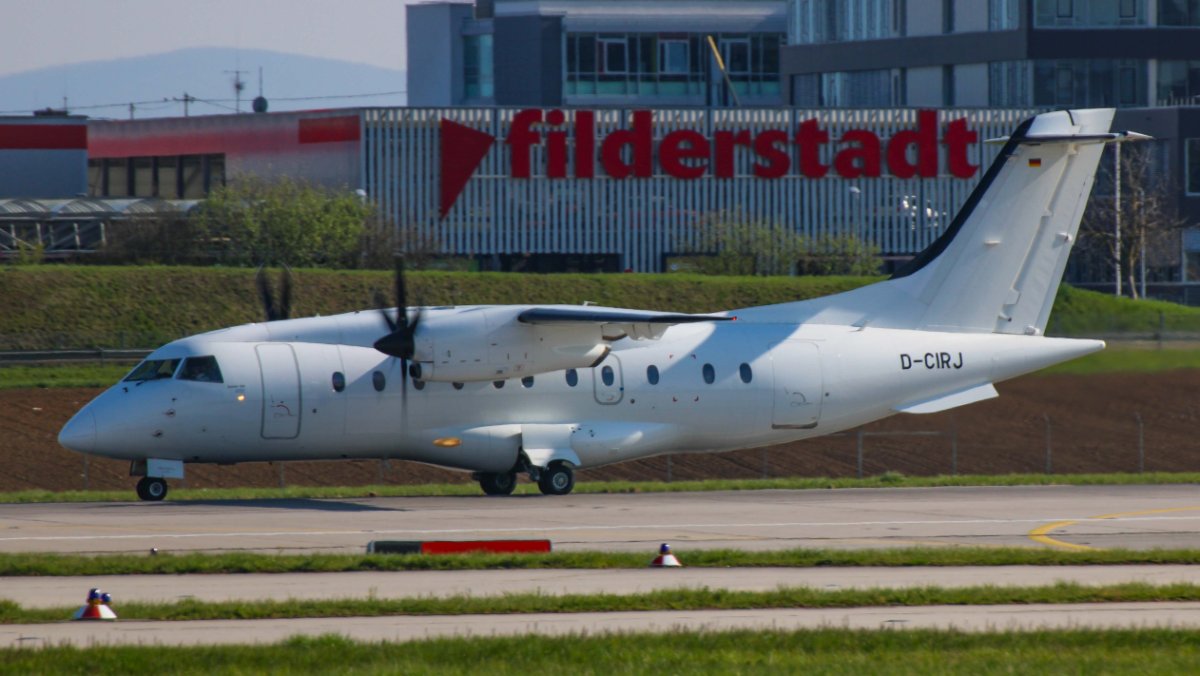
xmin=412 ymin=307 xmax=609 ymax=382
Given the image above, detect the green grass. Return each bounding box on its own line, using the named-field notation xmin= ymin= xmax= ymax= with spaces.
xmin=4 ymin=630 xmax=1198 ymax=675
xmin=3 ymin=471 xmax=1198 ymax=505
xmin=3 ymin=582 xmax=1200 ymax=624
xmin=4 ymin=265 xmax=1200 ymax=350
xmin=0 ymin=364 xmax=130 ymax=389
xmin=5 ymin=546 xmax=1200 ymax=577
xmin=1040 ymin=346 xmax=1200 ymax=375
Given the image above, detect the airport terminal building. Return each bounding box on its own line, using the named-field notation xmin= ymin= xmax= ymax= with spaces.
xmin=85 ymin=106 xmax=1031 ymax=272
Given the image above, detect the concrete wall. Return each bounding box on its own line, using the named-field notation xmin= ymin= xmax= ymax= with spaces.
xmin=494 ymin=14 xmax=563 ymax=106
xmin=407 ymin=3 xmax=473 ymax=106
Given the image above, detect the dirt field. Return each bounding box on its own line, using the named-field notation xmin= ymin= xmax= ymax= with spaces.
xmin=4 ymin=370 xmax=1200 ymax=493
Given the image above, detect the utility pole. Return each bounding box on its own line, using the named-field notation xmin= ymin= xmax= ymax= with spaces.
xmin=128 ymin=102 xmax=135 ymax=120
xmin=173 ymin=92 xmax=196 ymax=117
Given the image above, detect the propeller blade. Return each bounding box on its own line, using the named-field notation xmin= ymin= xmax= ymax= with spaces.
xmin=279 ymin=265 xmax=293 ymax=321
xmin=372 ymin=290 xmax=398 ymax=332
xmin=373 ymin=330 xmax=413 ymax=359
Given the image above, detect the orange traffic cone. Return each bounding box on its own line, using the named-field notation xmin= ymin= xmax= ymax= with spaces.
xmin=650 ymin=543 xmax=682 ymax=567
xmin=72 ymin=588 xmax=117 ymax=621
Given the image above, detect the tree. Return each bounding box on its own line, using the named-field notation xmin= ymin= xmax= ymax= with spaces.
xmin=1080 ymin=143 xmax=1187 ymax=299
xmin=194 ymin=177 xmax=378 ymax=268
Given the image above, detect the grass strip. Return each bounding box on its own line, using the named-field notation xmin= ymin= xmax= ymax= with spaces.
xmin=0 ymin=364 xmax=130 ymax=389
xmin=3 ymin=582 xmax=1200 ymax=624
xmin=3 ymin=471 xmax=1200 ymax=504
xmin=5 ymin=629 xmax=1200 ymax=675
xmin=4 ymin=546 xmax=1200 ymax=577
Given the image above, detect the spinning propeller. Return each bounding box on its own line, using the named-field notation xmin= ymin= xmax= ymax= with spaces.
xmin=373 ymin=258 xmax=424 ymax=400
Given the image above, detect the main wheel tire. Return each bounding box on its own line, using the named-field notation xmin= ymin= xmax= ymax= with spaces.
xmin=479 ymin=472 xmax=517 ymax=496
xmin=537 ymin=462 xmax=575 ymax=496
xmin=136 ymin=477 xmax=168 ymax=502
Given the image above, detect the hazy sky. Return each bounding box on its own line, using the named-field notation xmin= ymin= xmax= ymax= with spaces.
xmin=0 ymin=0 xmax=418 ymax=77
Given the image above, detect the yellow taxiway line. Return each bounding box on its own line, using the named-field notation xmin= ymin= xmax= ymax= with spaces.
xmin=1028 ymin=506 xmax=1200 ymax=551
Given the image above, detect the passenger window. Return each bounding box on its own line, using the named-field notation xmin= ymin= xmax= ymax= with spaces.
xmin=565 ymin=369 xmax=579 ymax=387
xmin=452 ymin=382 xmax=465 ymax=390
xmin=124 ymin=359 xmax=181 ymax=382
xmin=493 ymin=380 xmax=505 ymax=389
xmin=178 ymin=356 xmax=223 ymax=383
xmin=372 ymin=371 xmax=386 ymax=392
xmin=521 ymin=376 xmax=535 ymax=388
xmin=413 ymin=379 xmax=426 ymax=391
xmin=647 ymin=365 xmax=659 ymax=385
xmin=739 ymin=363 xmax=753 ymax=384
xmin=601 ymin=365 xmax=615 ymax=386
xmin=332 ymin=372 xmax=346 ymax=392
xmin=702 ymin=363 xmax=715 ymax=384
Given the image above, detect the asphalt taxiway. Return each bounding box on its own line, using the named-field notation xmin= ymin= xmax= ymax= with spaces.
xmin=2 ymin=484 xmax=1200 ymax=555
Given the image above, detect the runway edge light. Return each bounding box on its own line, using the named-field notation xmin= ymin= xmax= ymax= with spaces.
xmin=72 ymin=588 xmax=117 ymax=621
xmin=650 ymin=543 xmax=682 ymax=568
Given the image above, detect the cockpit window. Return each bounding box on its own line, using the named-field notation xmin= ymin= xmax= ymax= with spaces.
xmin=124 ymin=359 xmax=181 ymax=382
xmin=178 ymin=356 xmax=224 ymax=383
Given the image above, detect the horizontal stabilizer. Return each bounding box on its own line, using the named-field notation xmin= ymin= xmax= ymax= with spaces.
xmin=894 ymin=382 xmax=998 ymax=414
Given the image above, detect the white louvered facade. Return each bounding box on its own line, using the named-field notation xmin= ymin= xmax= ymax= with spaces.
xmin=362 ymin=107 xmax=1037 ymax=272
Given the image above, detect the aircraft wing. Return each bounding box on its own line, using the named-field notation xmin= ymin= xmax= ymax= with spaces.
xmin=518 ymin=306 xmax=731 ymax=340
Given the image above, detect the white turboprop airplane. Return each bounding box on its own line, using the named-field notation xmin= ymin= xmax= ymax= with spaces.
xmin=60 ymin=108 xmax=1141 ymax=501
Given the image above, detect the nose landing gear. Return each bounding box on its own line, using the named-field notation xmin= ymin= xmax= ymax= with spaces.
xmin=135 ymin=477 xmax=168 ymax=502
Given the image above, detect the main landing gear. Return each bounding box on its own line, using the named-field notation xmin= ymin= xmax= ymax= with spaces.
xmin=135 ymin=477 xmax=168 ymax=502
xmin=474 ymin=460 xmax=576 ymax=496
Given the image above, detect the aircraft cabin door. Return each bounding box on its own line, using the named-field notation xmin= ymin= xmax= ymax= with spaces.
xmin=593 ymin=354 xmax=624 ymax=405
xmin=257 ymin=344 xmax=301 ymax=439
xmin=770 ymin=341 xmax=823 ymax=429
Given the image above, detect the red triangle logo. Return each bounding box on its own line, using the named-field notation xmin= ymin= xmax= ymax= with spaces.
xmin=440 ymin=119 xmax=495 ymax=219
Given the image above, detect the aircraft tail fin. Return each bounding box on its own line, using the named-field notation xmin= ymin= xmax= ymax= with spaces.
xmin=755 ymin=109 xmax=1145 ymax=335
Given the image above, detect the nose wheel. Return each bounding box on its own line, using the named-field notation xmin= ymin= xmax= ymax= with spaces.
xmin=136 ymin=477 xmax=169 ymax=502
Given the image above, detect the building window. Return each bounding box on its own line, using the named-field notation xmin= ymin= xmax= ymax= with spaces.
xmin=942 ymin=65 xmax=955 ymax=106
xmin=464 ymin=34 xmax=494 ymax=99
xmin=989 ymin=0 xmax=1020 ymax=29
xmin=599 ymin=36 xmax=628 ymax=75
xmin=989 ymin=61 xmax=1032 ymax=106
xmin=1035 ymin=59 xmax=1146 ymax=107
xmin=702 ymin=363 xmax=715 ymax=384
xmin=660 ymin=40 xmax=688 ymax=74
xmin=1157 ymin=60 xmax=1200 ymax=103
xmin=1035 ymin=0 xmax=1145 ymax=26
xmin=565 ymin=31 xmax=783 ymax=101
xmin=1187 ymin=139 xmax=1200 ymax=195
xmin=1160 ymin=0 xmax=1200 ymax=26
xmin=790 ymin=0 xmax=903 ymax=44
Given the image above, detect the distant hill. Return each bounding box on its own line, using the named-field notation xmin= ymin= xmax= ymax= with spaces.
xmin=0 ymin=47 xmax=406 ymax=119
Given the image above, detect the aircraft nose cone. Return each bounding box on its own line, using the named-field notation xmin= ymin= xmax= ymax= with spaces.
xmin=59 ymin=409 xmax=96 ymax=454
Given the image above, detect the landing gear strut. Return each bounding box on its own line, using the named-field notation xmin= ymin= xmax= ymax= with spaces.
xmin=477 ymin=471 xmax=518 ymax=496
xmin=136 ymin=477 xmax=168 ymax=502
xmin=536 ymin=462 xmax=575 ymax=496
